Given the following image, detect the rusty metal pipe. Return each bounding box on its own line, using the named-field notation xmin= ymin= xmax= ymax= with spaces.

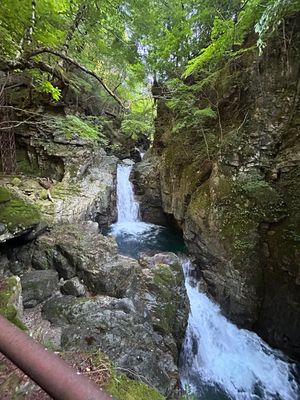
xmin=0 ymin=315 xmax=113 ymax=400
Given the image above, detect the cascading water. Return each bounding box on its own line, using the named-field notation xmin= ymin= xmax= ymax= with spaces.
xmin=108 ymin=160 xmax=185 ymax=258
xmin=115 ymin=159 xmax=140 ymax=223
xmin=180 ymin=259 xmax=299 ymax=400
xmin=108 ymin=159 xmax=299 ymax=399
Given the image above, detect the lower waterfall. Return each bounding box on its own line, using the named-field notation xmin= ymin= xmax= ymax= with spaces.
xmin=180 ymin=260 xmax=299 ymax=400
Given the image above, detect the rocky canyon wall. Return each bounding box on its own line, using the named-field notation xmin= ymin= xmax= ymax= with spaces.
xmin=136 ymin=15 xmax=300 ymax=360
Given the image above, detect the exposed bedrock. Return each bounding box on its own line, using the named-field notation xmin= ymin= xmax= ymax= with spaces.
xmin=134 ymin=17 xmax=300 ymax=360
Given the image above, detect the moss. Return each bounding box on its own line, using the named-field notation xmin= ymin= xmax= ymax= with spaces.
xmin=0 ymin=186 xmax=41 ymax=231
xmin=50 ymin=115 xmax=109 ymax=144
xmin=153 ymin=263 xmax=182 ymax=287
xmin=106 ymin=374 xmax=165 ymax=400
xmin=152 ymin=264 xmax=182 ymax=335
xmin=51 ymin=182 xmax=80 ymax=199
xmin=0 ymin=187 xmax=11 ymax=203
xmin=89 ymin=352 xmax=165 ymax=400
xmin=0 ymin=277 xmax=26 ymax=330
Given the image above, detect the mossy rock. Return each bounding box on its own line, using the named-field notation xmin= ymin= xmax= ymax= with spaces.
xmin=151 ymin=263 xmax=184 ymax=336
xmin=50 ymin=114 xmax=109 ymax=145
xmin=0 ymin=276 xmax=26 ymax=330
xmin=0 ymin=186 xmax=41 ymax=233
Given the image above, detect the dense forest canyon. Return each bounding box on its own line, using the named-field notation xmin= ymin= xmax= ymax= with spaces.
xmin=0 ymin=1 xmax=299 ymax=399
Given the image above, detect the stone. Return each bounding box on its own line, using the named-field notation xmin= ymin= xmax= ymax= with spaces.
xmin=42 ymin=294 xmax=178 ymax=396
xmin=139 ymin=253 xmax=188 ymax=344
xmin=21 ymin=270 xmax=59 ymax=308
xmin=0 ymin=223 xmax=6 ymax=234
xmin=37 ymin=241 xmax=188 ymax=396
xmin=131 ymin=152 xmax=169 ymax=226
xmin=0 ymin=276 xmax=25 ymax=329
xmin=150 ymin=21 xmax=300 ymax=360
xmin=61 ymin=277 xmax=86 ymax=297
xmin=31 ymin=223 xmax=140 ymax=297
xmin=0 ymin=186 xmax=42 ymax=243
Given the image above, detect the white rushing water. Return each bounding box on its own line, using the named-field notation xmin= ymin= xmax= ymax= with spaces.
xmin=111 ymin=160 xmax=160 ymax=239
xmin=180 ymin=260 xmax=299 ymax=400
xmin=110 ymin=160 xmax=299 ymax=399
xmin=115 ymin=159 xmax=140 ymax=223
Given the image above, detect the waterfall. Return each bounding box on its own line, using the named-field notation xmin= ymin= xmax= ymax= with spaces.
xmin=116 ymin=160 xmax=140 ymax=223
xmin=180 ymin=259 xmax=299 ymax=400
xmin=108 ymin=159 xmax=185 ymax=258
xmin=108 ymin=160 xmax=299 ymax=398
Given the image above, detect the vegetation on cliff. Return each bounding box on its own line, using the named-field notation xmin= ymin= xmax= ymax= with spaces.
xmin=0 ymin=1 xmax=298 ymax=144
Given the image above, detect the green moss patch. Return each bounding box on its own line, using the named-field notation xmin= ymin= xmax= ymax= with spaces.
xmin=50 ymin=115 xmax=109 ymax=144
xmin=60 ymin=351 xmax=165 ymax=400
xmin=0 ymin=186 xmax=41 ymax=232
xmin=106 ymin=373 xmax=165 ymax=400
xmin=0 ymin=277 xmax=26 ymax=330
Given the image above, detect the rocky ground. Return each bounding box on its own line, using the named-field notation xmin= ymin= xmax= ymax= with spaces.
xmin=0 ymin=221 xmax=188 ymax=398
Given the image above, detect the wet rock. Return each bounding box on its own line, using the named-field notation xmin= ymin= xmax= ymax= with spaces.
xmin=31 ymin=223 xmax=140 ymax=297
xmin=139 ymin=253 xmax=188 ymax=344
xmin=21 ymin=270 xmax=59 ymax=308
xmin=61 ymin=277 xmax=86 ymax=297
xmin=131 ymin=152 xmax=169 ymax=226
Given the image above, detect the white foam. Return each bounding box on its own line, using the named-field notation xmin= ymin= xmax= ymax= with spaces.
xmin=116 ymin=161 xmax=140 ymax=223
xmin=181 ymin=260 xmax=299 ymax=399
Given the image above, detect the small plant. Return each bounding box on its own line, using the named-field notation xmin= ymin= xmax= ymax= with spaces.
xmin=37 ymin=81 xmax=62 ymax=101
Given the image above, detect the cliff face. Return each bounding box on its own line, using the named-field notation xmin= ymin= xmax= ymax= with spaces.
xmin=149 ymin=15 xmax=300 ymax=359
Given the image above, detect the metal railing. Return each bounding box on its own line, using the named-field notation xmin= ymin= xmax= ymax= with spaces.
xmin=0 ymin=315 xmax=113 ymax=400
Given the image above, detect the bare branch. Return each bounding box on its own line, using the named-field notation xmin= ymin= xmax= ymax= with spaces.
xmin=0 ymin=57 xmax=69 ymax=84
xmin=25 ymin=47 xmax=125 ymax=109
xmin=63 ymin=2 xmax=87 ymax=56
xmin=0 ymin=106 xmax=43 ymax=116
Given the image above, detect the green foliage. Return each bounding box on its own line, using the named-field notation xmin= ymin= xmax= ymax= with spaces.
xmin=55 ymin=115 xmax=108 ymax=144
xmin=121 ymin=97 xmax=155 ymax=140
xmin=184 ymin=0 xmax=264 ymax=78
xmin=255 ymin=0 xmax=300 ymax=53
xmin=166 ymin=79 xmax=216 ymax=134
xmin=38 ymin=81 xmax=62 ymax=101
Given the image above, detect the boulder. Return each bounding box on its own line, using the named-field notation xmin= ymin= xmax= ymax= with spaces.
xmin=139 ymin=253 xmax=188 ymax=344
xmin=42 ymin=294 xmax=178 ymax=396
xmin=0 ymin=186 xmax=42 ymax=243
xmin=31 ymin=223 xmax=140 ymax=297
xmin=61 ymin=277 xmax=86 ymax=297
xmin=21 ymin=270 xmax=59 ymax=308
xmin=131 ymin=152 xmax=169 ymax=226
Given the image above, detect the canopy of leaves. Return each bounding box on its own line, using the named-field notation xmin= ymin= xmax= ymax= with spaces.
xmin=0 ymin=0 xmax=299 ymax=139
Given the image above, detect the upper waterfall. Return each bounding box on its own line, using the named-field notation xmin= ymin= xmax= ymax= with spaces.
xmin=116 ymin=160 xmax=140 ymax=223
